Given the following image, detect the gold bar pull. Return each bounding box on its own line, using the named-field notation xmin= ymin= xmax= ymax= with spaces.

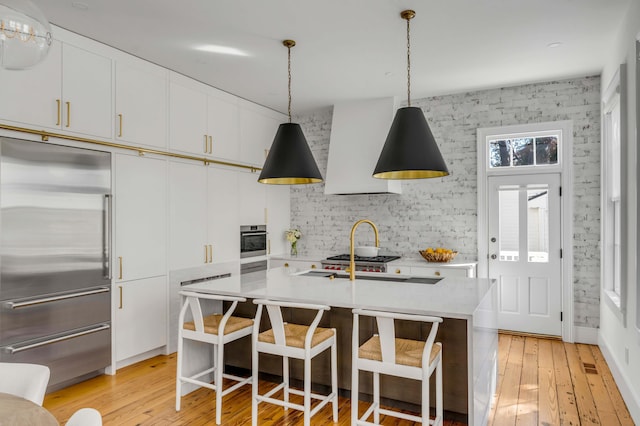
xmin=65 ymin=102 xmax=71 ymax=127
xmin=209 ymin=135 xmax=213 ymax=154
xmin=208 ymin=244 xmax=213 ymax=263
xmin=56 ymin=99 xmax=61 ymax=126
xmin=267 ymin=239 xmax=271 ymax=255
xmin=118 ymin=114 xmax=123 ymax=137
xmin=204 ymin=245 xmax=208 ymax=263
xmin=118 ymin=256 xmax=123 ymax=280
xmin=118 ymin=286 xmax=123 ymax=309
xmin=204 ymin=135 xmax=208 ymax=153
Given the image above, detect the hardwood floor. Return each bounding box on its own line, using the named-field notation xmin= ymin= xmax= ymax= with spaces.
xmin=43 ymin=334 xmax=633 ymax=425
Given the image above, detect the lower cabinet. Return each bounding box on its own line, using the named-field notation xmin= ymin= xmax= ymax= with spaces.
xmin=410 ymin=264 xmax=476 ymax=278
xmin=269 ymin=258 xmax=321 ymax=271
xmin=115 ymin=276 xmax=167 ymax=363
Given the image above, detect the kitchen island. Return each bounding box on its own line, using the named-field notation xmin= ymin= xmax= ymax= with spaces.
xmin=182 ymin=267 xmax=497 ymax=426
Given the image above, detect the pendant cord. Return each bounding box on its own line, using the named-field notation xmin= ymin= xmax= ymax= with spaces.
xmin=406 ymin=16 xmax=411 ymax=107
xmin=287 ymin=44 xmax=292 ymax=123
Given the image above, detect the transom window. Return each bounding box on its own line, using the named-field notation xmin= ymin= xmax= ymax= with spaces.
xmin=489 ymin=135 xmax=559 ymax=168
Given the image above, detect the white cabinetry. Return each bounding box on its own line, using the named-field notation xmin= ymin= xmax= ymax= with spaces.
xmin=266 ymin=185 xmax=290 ymax=255
xmin=0 ymin=41 xmax=112 ymax=139
xmin=169 ymin=161 xmax=209 ymax=270
xmin=207 ymin=166 xmax=240 ymax=263
xmin=114 ymin=153 xmax=167 ymax=281
xmin=169 ymin=74 xmax=240 ymax=161
xmin=238 ymin=170 xmax=266 ymax=226
xmin=115 ymin=276 xmax=167 ymax=362
xmin=239 ymin=101 xmax=281 ymax=166
xmin=270 ymin=258 xmax=322 ymax=271
xmin=410 ymin=264 xmax=476 ymax=278
xmin=115 ymin=60 xmax=167 ymax=149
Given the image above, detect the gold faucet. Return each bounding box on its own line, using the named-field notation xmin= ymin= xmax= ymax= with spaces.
xmin=349 ymin=219 xmax=379 ymax=281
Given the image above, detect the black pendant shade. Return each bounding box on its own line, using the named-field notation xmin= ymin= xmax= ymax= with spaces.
xmin=373 ymin=106 xmax=449 ymax=179
xmin=258 ymin=122 xmax=323 ymax=184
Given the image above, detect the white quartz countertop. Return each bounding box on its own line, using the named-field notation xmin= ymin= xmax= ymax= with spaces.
xmin=182 ymin=267 xmax=494 ymax=320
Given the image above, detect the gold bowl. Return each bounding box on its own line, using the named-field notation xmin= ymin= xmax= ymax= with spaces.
xmin=419 ymin=250 xmax=458 ymax=263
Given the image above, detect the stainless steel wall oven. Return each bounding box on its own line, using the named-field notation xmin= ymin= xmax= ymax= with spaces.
xmin=240 ymin=225 xmax=267 ymax=258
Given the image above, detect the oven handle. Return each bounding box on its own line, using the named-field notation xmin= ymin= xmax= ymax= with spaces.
xmin=241 ymin=232 xmax=267 ymax=237
xmin=2 ymin=324 xmax=111 ymax=354
xmin=4 ymin=287 xmax=110 ymax=309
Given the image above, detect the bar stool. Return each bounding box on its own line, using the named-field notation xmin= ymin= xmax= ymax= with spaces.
xmin=176 ymin=291 xmax=253 ymax=425
xmin=351 ymin=309 xmax=443 ymax=426
xmin=251 ymin=299 xmax=338 ymax=426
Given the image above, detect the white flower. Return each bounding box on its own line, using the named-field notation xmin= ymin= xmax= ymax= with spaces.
xmin=285 ymin=229 xmax=302 ymax=243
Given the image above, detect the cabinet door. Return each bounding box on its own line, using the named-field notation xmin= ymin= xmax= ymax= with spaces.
xmin=62 ymin=44 xmax=112 ymax=138
xmin=169 ymin=82 xmax=208 ymax=155
xmin=239 ymin=106 xmax=280 ymax=166
xmin=266 ymin=185 xmax=290 ymax=256
xmin=115 ymin=276 xmax=167 ymax=362
xmin=207 ymin=167 xmax=240 ymax=263
xmin=0 ymin=40 xmax=62 ymax=129
xmin=169 ymin=161 xmax=209 ymax=270
xmin=114 ymin=153 xmax=167 ymax=281
xmin=238 ymin=171 xmax=266 ymax=226
xmin=115 ymin=61 xmax=167 ymax=149
xmin=208 ymin=94 xmax=240 ymax=162
xmin=410 ymin=266 xmax=471 ymax=278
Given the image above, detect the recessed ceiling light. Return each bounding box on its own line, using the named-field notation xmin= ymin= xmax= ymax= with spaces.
xmin=71 ymin=2 xmax=89 ymax=10
xmin=547 ymin=42 xmax=563 ymax=49
xmin=195 ymin=44 xmax=249 ymax=57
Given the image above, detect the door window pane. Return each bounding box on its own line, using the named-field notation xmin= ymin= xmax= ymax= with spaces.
xmin=527 ymin=186 xmax=549 ymax=262
xmin=490 ymin=140 xmax=511 ymax=168
xmin=499 ymin=187 xmax=519 ymax=261
xmin=535 ymin=137 xmax=558 ymax=165
xmin=512 ymin=138 xmax=534 ymax=166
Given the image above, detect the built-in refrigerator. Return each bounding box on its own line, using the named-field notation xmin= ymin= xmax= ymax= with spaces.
xmin=0 ymin=136 xmax=112 ymax=389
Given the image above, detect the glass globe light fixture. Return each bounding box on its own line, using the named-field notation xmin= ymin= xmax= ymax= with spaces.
xmin=0 ymin=0 xmax=52 ymax=70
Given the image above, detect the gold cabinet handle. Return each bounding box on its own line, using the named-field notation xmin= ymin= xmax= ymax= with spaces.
xmin=311 ymin=264 xmax=317 ymax=269
xmin=204 ymin=135 xmax=208 ymax=153
xmin=56 ymin=99 xmax=61 ymax=126
xmin=208 ymin=244 xmax=213 ymax=263
xmin=118 ymin=114 xmax=123 ymax=137
xmin=435 ymin=271 xmax=441 ymax=276
xmin=118 ymin=286 xmax=123 ymax=309
xmin=204 ymin=245 xmax=208 ymax=263
xmin=65 ymin=102 xmax=71 ymax=127
xmin=118 ymin=256 xmax=123 ymax=280
xmin=267 ymin=239 xmax=271 ymax=255
xmin=208 ymin=135 xmax=213 ymax=154
xmin=396 ymin=269 xmax=402 ymax=274
xmin=284 ymin=263 xmax=289 ymax=267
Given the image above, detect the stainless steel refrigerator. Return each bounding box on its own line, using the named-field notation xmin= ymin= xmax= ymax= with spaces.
xmin=0 ymin=136 xmax=112 ymax=389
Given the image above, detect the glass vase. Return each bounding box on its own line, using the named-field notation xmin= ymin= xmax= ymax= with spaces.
xmin=290 ymin=240 xmax=298 ymax=257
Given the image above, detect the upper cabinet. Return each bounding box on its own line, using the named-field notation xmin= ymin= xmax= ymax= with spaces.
xmin=0 ymin=41 xmax=112 ymax=139
xmin=239 ymin=100 xmax=282 ymax=167
xmin=169 ymin=73 xmax=241 ymax=162
xmin=115 ymin=61 xmax=168 ymax=149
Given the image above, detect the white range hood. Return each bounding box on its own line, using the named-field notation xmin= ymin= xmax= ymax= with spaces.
xmin=324 ymin=98 xmax=402 ymax=195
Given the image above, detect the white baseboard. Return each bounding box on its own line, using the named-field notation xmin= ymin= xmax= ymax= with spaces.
xmin=598 ymin=333 xmax=640 ymax=423
xmin=115 ymin=346 xmax=167 ymax=370
xmin=573 ymin=326 xmax=598 ymax=344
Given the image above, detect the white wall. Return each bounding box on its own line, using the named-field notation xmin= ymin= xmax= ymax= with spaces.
xmin=599 ymin=0 xmax=640 ymax=422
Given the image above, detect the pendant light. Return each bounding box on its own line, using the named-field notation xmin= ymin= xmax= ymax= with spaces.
xmin=0 ymin=0 xmax=52 ymax=70
xmin=258 ymin=39 xmax=323 ymax=184
xmin=373 ymin=10 xmax=449 ymax=180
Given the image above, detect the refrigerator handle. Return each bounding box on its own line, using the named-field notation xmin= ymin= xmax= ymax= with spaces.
xmin=103 ymin=194 xmax=112 ymax=280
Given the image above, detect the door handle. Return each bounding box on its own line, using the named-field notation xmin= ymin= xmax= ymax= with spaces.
xmin=118 ymin=114 xmax=123 ymax=137
xmin=65 ymin=101 xmax=71 ymax=127
xmin=491 ymin=254 xmax=497 ymax=260
xmin=208 ymin=244 xmax=213 ymax=263
xmin=118 ymin=286 xmax=123 ymax=309
xmin=118 ymin=256 xmax=123 ymax=280
xmin=56 ymin=99 xmax=61 ymax=126
xmin=208 ymin=135 xmax=213 ymax=154
xmin=204 ymin=135 xmax=208 ymax=154
xmin=490 ymin=237 xmax=497 ymax=243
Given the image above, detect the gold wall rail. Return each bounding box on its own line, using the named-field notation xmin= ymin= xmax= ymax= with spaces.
xmin=0 ymin=123 xmax=261 ymax=172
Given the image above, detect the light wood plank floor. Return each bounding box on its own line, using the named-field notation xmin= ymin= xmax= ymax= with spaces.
xmin=43 ymin=334 xmax=633 ymax=425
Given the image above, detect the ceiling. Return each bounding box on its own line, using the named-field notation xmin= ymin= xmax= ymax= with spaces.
xmin=30 ymin=0 xmax=630 ymax=115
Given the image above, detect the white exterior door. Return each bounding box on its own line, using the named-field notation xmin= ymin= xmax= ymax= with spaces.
xmin=488 ymin=173 xmax=562 ymax=335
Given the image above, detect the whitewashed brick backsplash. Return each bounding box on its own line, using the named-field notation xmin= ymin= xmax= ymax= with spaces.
xmin=290 ymin=76 xmax=601 ymax=329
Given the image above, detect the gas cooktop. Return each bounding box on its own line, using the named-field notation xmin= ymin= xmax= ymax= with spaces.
xmin=325 ymin=254 xmax=401 ymax=263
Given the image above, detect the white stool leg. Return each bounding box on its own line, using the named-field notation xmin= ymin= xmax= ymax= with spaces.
xmin=215 ymin=342 xmax=224 ymax=425
xmin=351 ymin=360 xmax=358 ymax=425
xmin=436 ymin=353 xmax=443 ymax=426
xmin=303 ymin=356 xmax=311 ymax=426
xmin=175 ymin=333 xmax=184 ymax=411
xmin=283 ymin=356 xmax=289 ymax=410
xmin=373 ymin=372 xmax=380 ymax=424
xmin=252 ymin=346 xmax=259 ymax=426
xmin=422 ymin=370 xmax=430 ymax=425
xmin=331 ymin=340 xmax=338 ymax=422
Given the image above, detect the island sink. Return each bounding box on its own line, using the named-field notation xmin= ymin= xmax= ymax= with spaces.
xmin=298 ymin=270 xmax=442 ymax=285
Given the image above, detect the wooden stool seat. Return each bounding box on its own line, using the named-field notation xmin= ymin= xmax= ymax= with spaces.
xmin=258 ymin=323 xmax=335 ymax=348
xmin=183 ymin=314 xmax=253 ymax=335
xmin=359 ymin=335 xmax=442 ymax=367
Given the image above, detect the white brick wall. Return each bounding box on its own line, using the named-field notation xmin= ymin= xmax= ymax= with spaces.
xmin=291 ymin=75 xmax=601 ymax=328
